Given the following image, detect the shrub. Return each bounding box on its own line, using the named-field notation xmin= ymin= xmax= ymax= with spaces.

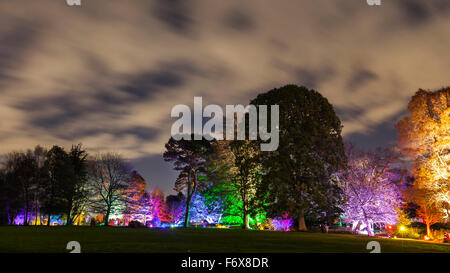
xmin=128 ymin=220 xmax=145 ymax=228
xmin=270 ymin=213 xmax=294 ymax=231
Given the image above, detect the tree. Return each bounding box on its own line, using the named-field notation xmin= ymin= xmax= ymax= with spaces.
xmin=339 ymin=144 xmax=402 ymax=236
xmin=3 ymin=151 xmax=40 ymax=225
xmin=88 ymin=153 xmax=132 ymax=225
xmin=189 ymin=193 xmax=223 ymax=224
xmin=0 ymin=169 xmax=7 ymax=225
xmin=163 ymin=135 xmax=214 ymax=227
xmin=212 ymin=139 xmax=262 ymax=229
xmin=123 ymin=170 xmax=148 ymax=224
xmin=166 ymin=192 xmax=186 ymax=225
xmin=253 ymin=85 xmax=347 ymax=231
xmin=42 ymin=146 xmax=73 ymax=226
xmin=31 ymin=145 xmax=48 ymax=225
xmin=404 ymin=186 xmax=445 ymax=238
xmin=65 ymin=144 xmax=89 ymax=225
xmin=397 ymin=88 xmax=450 ymax=231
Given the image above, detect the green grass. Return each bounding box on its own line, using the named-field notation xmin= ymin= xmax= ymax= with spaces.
xmin=0 ymin=226 xmax=449 ymax=253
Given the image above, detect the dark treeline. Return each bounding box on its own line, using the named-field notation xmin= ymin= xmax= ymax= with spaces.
xmin=0 ymin=144 xmax=144 ymax=226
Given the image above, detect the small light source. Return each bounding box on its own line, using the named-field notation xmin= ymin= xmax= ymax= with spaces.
xmin=424 ymin=235 xmax=429 ymax=240
xmin=400 ymin=226 xmax=406 ymax=231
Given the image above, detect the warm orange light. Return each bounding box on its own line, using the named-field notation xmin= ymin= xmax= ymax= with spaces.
xmin=424 ymin=235 xmax=430 ymax=240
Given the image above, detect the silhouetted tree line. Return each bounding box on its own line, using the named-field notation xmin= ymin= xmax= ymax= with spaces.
xmin=0 ymin=144 xmax=137 ymax=226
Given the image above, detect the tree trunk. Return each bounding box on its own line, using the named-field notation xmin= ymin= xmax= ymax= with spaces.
xmin=365 ymin=219 xmax=374 ymax=237
xmin=243 ymin=212 xmax=249 ymax=229
xmin=183 ymin=170 xmax=195 ymax=228
xmin=47 ymin=213 xmax=51 ymax=226
xmin=298 ymin=212 xmax=307 ymax=231
xmin=104 ymin=208 xmax=110 ymax=226
xmin=426 ymin=222 xmax=431 ymax=238
xmin=184 ymin=194 xmax=192 ymax=228
xmin=66 ymin=201 xmax=73 ymax=226
xmin=34 ymin=205 xmax=38 ymax=225
xmin=24 ymin=205 xmax=29 ymax=226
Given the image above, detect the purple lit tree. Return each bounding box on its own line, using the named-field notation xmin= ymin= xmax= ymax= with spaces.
xmin=339 ymin=144 xmax=402 ymax=236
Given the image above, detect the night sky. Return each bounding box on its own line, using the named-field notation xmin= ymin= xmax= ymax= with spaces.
xmin=1 ymin=0 xmax=449 ymax=194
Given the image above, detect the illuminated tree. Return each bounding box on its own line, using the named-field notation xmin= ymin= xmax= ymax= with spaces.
xmin=146 ymin=189 xmax=169 ymax=226
xmin=189 ymin=193 xmax=223 ymax=224
xmin=163 ymin=135 xmax=215 ymax=227
xmin=339 ymin=144 xmax=402 ymax=236
xmin=211 ymin=139 xmax=262 ymax=229
xmin=123 ymin=171 xmax=147 ymax=224
xmin=397 ymin=88 xmax=450 ymax=232
xmin=403 ymin=186 xmax=445 ymax=237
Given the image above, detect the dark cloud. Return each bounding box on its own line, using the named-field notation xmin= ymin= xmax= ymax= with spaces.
xmin=120 ymin=70 xmax=184 ymax=99
xmin=18 ymin=94 xmax=120 ymax=132
xmin=294 ymin=67 xmax=335 ymax=89
xmin=223 ymin=9 xmax=254 ymax=32
xmin=335 ymin=106 xmax=365 ymax=121
xmin=347 ymin=69 xmax=378 ymax=90
xmin=0 ymin=23 xmax=37 ymax=79
xmin=397 ymin=0 xmax=431 ymax=26
xmin=151 ymin=0 xmax=194 ymax=34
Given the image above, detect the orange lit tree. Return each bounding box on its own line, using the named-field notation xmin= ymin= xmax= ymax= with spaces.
xmin=397 ymin=88 xmax=450 ymax=237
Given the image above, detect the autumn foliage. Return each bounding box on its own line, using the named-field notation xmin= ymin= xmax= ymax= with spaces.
xmin=397 ymin=88 xmax=450 ymax=237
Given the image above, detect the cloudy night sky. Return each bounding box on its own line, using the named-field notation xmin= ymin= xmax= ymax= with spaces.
xmin=0 ymin=0 xmax=449 ymax=194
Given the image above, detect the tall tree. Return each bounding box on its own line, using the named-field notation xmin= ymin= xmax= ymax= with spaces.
xmin=88 ymin=153 xmax=132 ymax=225
xmin=4 ymin=152 xmax=39 ymax=225
xmin=213 ymin=139 xmax=262 ymax=229
xmin=163 ymin=135 xmax=214 ymax=227
xmin=65 ymin=144 xmax=89 ymax=225
xmin=31 ymin=145 xmax=48 ymax=225
xmin=397 ymin=88 xmax=450 ymax=233
xmin=42 ymin=146 xmax=73 ymax=226
xmin=253 ymin=85 xmax=347 ymax=231
xmin=0 ymin=169 xmax=7 ymax=225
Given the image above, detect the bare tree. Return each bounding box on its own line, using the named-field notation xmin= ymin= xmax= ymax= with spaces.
xmin=88 ymin=153 xmax=131 ymax=225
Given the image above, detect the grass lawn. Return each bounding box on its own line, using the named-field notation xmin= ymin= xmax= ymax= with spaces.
xmin=0 ymin=226 xmax=449 ymax=253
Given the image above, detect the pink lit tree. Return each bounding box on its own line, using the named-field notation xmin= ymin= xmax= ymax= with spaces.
xmin=339 ymin=144 xmax=403 ymax=236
